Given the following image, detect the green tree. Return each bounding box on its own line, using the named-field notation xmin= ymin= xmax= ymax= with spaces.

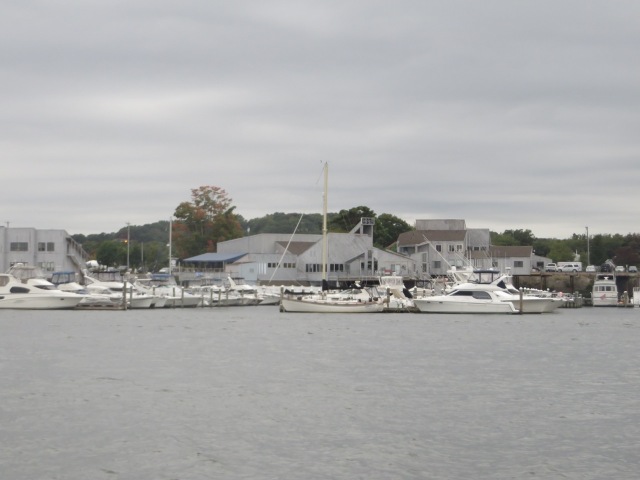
xmin=491 ymin=229 xmax=535 ymax=246
xmin=328 ymin=206 xmax=377 ymax=232
xmin=243 ymin=212 xmax=324 ymax=234
xmin=96 ymin=240 xmax=126 ymax=267
xmin=546 ymin=240 xmax=575 ymax=263
xmin=375 ymin=214 xmax=412 ymax=249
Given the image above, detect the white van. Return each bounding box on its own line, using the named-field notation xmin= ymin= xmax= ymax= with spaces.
xmin=558 ymin=262 xmax=582 ymax=272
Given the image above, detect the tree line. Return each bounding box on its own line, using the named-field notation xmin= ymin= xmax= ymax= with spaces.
xmin=72 ymin=185 xmax=640 ymax=271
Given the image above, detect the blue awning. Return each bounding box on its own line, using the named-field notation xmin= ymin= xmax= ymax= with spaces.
xmin=183 ymin=253 xmax=246 ymax=263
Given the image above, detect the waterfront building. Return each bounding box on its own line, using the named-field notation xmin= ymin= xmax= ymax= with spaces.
xmin=0 ymin=226 xmax=89 ymax=275
xmin=184 ymin=218 xmax=415 ymax=285
xmin=397 ymin=219 xmax=491 ymax=277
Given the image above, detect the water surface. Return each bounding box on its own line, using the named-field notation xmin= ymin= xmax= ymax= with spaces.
xmin=1 ymin=307 xmax=638 ymax=479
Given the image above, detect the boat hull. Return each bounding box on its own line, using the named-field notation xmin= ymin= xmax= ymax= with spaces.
xmin=0 ymin=295 xmax=84 ymax=310
xmin=591 ymin=295 xmax=619 ymax=307
xmin=413 ymin=297 xmax=517 ymax=314
xmin=280 ymin=297 xmax=384 ymax=313
xmin=503 ymin=297 xmax=564 ymax=313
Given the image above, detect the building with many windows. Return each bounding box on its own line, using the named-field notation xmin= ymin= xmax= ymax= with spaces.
xmin=397 ymin=219 xmax=491 ymax=278
xmin=0 ymin=226 xmax=89 ymax=275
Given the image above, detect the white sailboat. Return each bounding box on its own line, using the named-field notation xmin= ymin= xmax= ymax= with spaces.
xmin=280 ymin=163 xmax=384 ymax=313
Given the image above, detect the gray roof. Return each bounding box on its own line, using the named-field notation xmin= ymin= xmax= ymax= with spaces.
xmin=275 ymin=241 xmax=316 ymax=255
xmin=398 ymin=229 xmax=467 ymax=246
xmin=184 ymin=253 xmax=246 ymax=263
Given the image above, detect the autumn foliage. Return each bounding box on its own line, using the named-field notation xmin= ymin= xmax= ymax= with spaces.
xmin=172 ymin=186 xmax=244 ymax=259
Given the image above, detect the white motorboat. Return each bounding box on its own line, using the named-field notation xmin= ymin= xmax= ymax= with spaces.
xmin=84 ymin=270 xmax=155 ymax=309
xmin=415 ymin=269 xmax=562 ymax=314
xmin=190 ymin=284 xmax=247 ymax=307
xmin=488 ymin=275 xmax=564 ymax=313
xmin=223 ymin=276 xmax=262 ymax=305
xmin=140 ymin=273 xmax=203 ymax=308
xmin=378 ymin=274 xmax=417 ymax=311
xmin=49 ymin=271 xmax=125 ymax=308
xmin=413 ymin=284 xmax=519 ymax=314
xmin=592 ymin=274 xmax=619 ymax=306
xmin=0 ymin=272 xmax=84 ymax=309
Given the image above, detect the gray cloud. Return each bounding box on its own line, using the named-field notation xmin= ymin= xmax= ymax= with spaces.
xmin=2 ymin=1 xmax=639 ymax=238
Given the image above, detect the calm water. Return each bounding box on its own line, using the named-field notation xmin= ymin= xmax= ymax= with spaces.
xmin=1 ymin=306 xmax=639 ymax=480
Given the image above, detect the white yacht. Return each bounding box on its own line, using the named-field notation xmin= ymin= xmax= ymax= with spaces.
xmin=413 ymin=272 xmax=563 ymax=314
xmin=0 ymin=272 xmax=84 ymax=309
xmin=592 ymin=274 xmax=619 ymax=306
xmin=413 ymin=283 xmax=519 ymax=314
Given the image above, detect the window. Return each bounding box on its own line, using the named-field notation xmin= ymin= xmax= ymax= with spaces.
xmin=448 ymin=245 xmax=455 ymax=253
xmin=435 ymin=245 xmax=442 ymax=252
xmin=39 ymin=262 xmax=56 ymax=272
xmin=472 ymin=291 xmax=492 ymax=300
xmin=456 ymin=244 xmax=463 ymax=252
xmin=514 ymin=261 xmax=524 ymax=268
xmin=433 ymin=261 xmax=441 ymax=269
xmin=38 ymin=242 xmax=55 ymax=252
xmin=10 ymin=242 xmax=28 ymax=252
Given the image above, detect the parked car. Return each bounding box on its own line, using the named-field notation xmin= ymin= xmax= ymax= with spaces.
xmin=585 ymin=265 xmax=597 ymax=273
xmin=615 ymin=265 xmax=625 ymax=272
xmin=545 ymin=263 xmax=558 ymax=272
xmin=629 ymin=266 xmax=638 ymax=273
xmin=558 ymin=262 xmax=582 ymax=272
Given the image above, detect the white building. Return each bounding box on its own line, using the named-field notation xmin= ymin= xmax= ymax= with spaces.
xmin=397 ymin=219 xmax=491 ymax=277
xmin=479 ymin=245 xmax=550 ymax=275
xmin=188 ymin=218 xmax=414 ymax=285
xmin=0 ymin=226 xmax=89 ymax=275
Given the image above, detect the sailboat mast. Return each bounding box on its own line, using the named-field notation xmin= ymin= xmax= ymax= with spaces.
xmin=322 ymin=162 xmax=328 ymax=281
xmin=168 ymin=217 xmax=173 ymax=274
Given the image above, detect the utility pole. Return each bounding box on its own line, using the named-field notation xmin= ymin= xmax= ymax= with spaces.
xmin=586 ymin=226 xmax=590 ymax=266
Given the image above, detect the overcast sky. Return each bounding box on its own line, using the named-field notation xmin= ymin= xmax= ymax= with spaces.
xmin=2 ymin=1 xmax=639 ymax=239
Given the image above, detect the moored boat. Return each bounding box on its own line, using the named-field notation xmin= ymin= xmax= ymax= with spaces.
xmin=279 ymin=163 xmax=383 ymax=314
xmin=0 ymin=272 xmax=85 ymax=309
xmin=592 ymin=274 xmax=619 ymax=306
xmin=280 ymin=293 xmax=384 ymax=313
xmin=413 ymin=284 xmax=518 ymax=314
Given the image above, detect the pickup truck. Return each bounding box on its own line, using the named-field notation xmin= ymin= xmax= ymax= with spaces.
xmin=545 ymin=263 xmax=558 ymax=272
